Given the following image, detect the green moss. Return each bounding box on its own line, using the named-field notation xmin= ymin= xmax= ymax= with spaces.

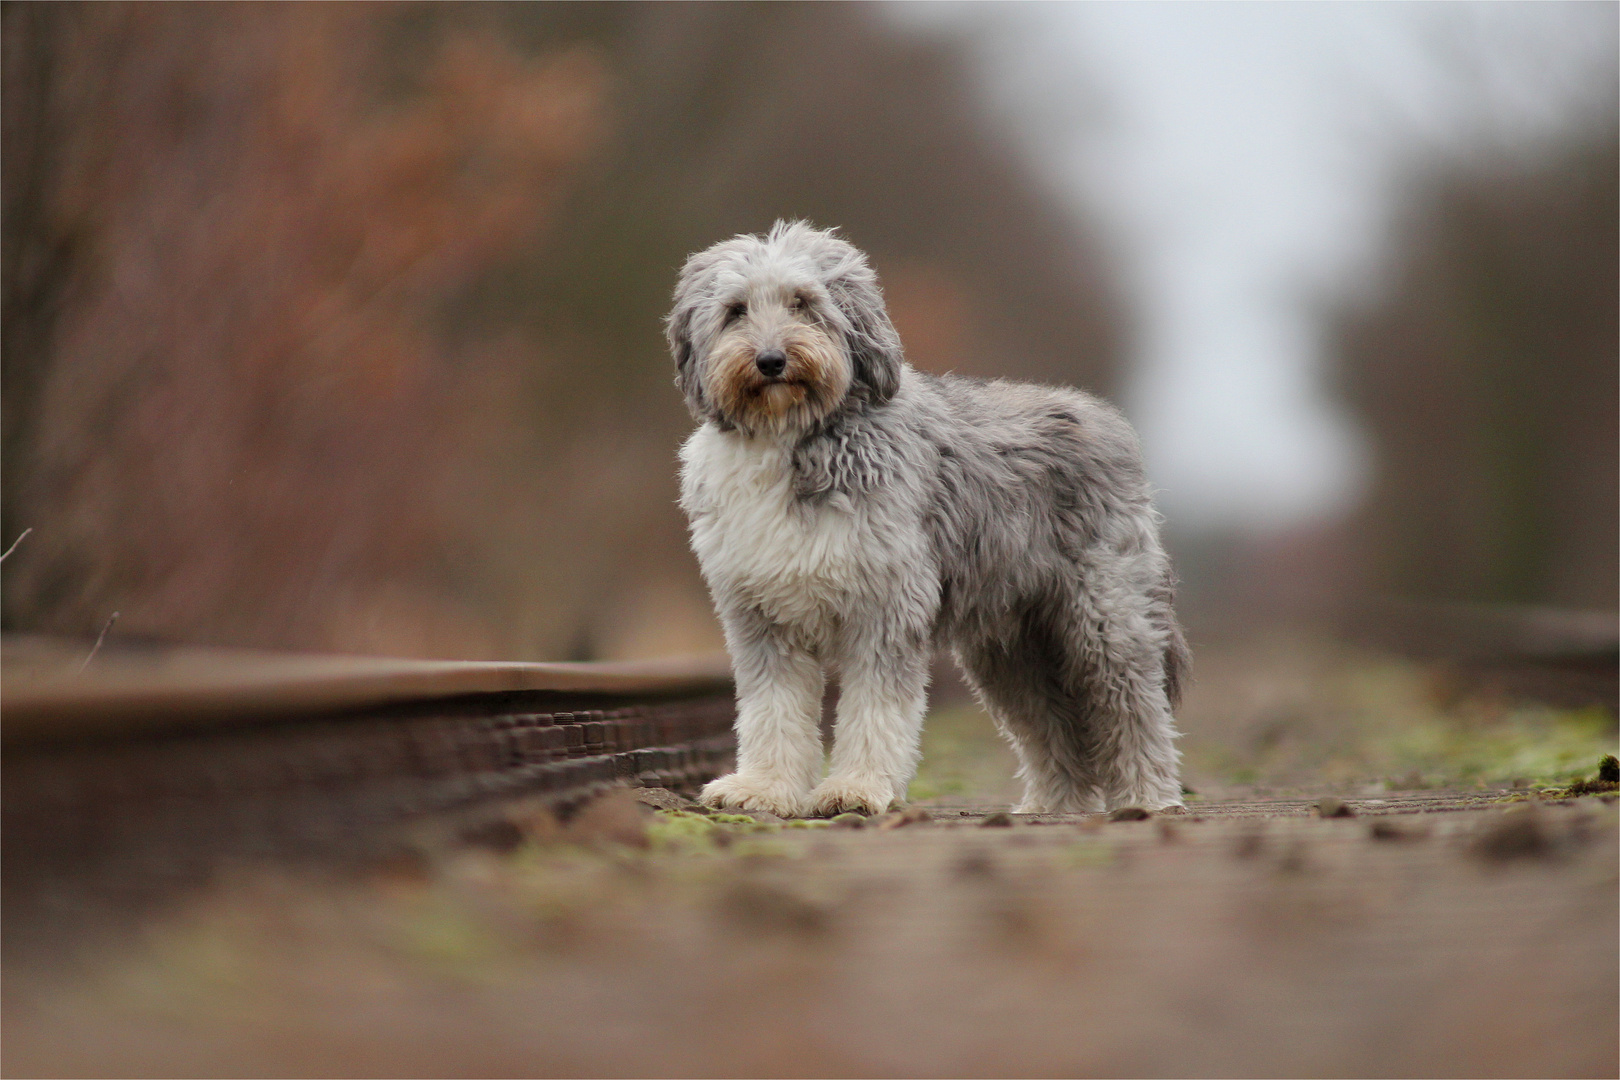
xmin=1181 ymin=649 xmax=1619 ymax=793
xmin=726 ymin=837 xmax=796 ymax=860
xmin=645 ymin=810 xmax=723 ymax=849
xmin=1373 ymin=707 xmax=1616 ymax=788
xmin=643 ymin=808 xmax=829 ymax=850
xmin=1530 ymin=755 xmax=1620 ymax=800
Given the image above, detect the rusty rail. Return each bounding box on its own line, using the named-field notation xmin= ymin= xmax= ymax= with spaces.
xmin=2 ymin=637 xmax=736 ymax=952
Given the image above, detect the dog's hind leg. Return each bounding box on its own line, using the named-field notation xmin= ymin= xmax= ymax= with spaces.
xmin=1059 ymin=559 xmax=1184 ymax=811
xmin=956 ymin=629 xmax=1108 ymax=815
xmin=959 ymin=574 xmax=1183 ymax=813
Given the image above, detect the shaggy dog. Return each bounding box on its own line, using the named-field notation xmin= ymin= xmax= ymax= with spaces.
xmin=667 ymin=221 xmax=1188 ymax=817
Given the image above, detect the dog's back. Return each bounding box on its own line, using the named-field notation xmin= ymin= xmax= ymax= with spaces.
xmin=903 ymin=373 xmax=1159 ymax=612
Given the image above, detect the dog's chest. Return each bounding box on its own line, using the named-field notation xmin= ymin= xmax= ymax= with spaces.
xmin=680 ymin=430 xmax=872 ymax=624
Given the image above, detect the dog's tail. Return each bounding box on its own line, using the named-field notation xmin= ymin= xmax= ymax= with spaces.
xmin=1154 ymin=566 xmax=1192 ymax=711
xmin=1163 ymin=617 xmax=1192 ymax=711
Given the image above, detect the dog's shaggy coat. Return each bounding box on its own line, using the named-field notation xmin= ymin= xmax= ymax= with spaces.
xmin=668 ymin=221 xmax=1188 ymax=817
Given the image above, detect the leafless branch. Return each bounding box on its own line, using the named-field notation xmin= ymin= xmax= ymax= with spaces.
xmin=78 ymin=611 xmax=120 ymax=672
xmin=0 ymin=527 xmax=32 ymax=563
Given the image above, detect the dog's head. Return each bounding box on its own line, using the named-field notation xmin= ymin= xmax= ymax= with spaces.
xmin=665 ymin=221 xmax=903 ymax=436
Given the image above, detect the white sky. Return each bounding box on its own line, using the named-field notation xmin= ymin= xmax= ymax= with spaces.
xmin=889 ymin=2 xmax=1617 ymax=532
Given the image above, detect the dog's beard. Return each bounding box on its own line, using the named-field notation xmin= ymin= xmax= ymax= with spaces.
xmin=706 ymin=324 xmax=850 ymax=437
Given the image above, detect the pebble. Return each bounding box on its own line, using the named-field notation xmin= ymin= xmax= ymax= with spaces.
xmin=953 ymin=849 xmax=998 ymax=878
xmin=980 ymin=812 xmax=1015 ymax=828
xmin=633 ymin=787 xmax=699 ymax=813
xmin=717 ymin=880 xmax=830 ymax=939
xmin=567 ymin=789 xmax=652 ymax=849
xmin=1315 ymin=797 xmax=1356 ymax=818
xmin=880 ymin=806 xmax=934 ymax=829
xmin=1472 ymin=806 xmax=1556 ymax=862
xmin=458 ymin=818 xmax=526 ymax=853
xmin=1368 ymin=819 xmax=1418 ymax=841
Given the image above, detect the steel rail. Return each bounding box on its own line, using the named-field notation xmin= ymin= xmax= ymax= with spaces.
xmin=3 ymin=635 xmax=734 ymax=742
xmin=2 ymin=637 xmax=738 ymax=950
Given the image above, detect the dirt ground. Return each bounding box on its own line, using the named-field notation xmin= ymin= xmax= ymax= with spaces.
xmin=5 ymin=641 xmax=1618 ymax=1078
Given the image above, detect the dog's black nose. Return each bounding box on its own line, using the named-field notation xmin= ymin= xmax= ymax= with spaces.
xmin=756 ymin=350 xmax=787 ymax=378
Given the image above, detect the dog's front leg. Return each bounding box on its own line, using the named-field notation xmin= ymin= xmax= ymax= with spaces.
xmin=699 ymin=615 xmax=825 ymax=818
xmin=809 ymin=635 xmax=929 ymax=817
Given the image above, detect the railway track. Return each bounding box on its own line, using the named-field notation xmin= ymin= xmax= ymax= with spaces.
xmin=1 ymin=636 xmax=736 ymax=953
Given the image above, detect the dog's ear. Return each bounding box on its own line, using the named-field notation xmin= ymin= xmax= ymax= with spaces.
xmin=666 ymin=262 xmax=714 ymax=422
xmin=827 ymin=261 xmax=903 ymax=407
xmin=665 ymin=305 xmax=705 ymax=420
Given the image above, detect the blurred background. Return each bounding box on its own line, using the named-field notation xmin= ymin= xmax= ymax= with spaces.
xmin=3 ymin=2 xmax=1615 ymax=789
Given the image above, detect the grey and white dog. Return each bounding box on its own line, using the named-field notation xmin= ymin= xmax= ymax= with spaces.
xmin=667 ymin=220 xmax=1188 ymax=818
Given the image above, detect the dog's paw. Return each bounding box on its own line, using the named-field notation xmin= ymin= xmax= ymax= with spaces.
xmin=807 ymin=776 xmax=898 ymax=818
xmin=1109 ymin=788 xmax=1184 ymax=814
xmin=698 ymin=773 xmax=807 ymax=818
xmin=1018 ymin=792 xmax=1105 ymax=815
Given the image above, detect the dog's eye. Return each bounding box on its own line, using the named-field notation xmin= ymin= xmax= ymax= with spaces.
xmin=725 ymin=302 xmax=747 ymax=324
xmin=789 ymin=294 xmax=807 ymax=311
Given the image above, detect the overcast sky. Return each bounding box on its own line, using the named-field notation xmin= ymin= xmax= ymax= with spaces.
xmin=890 ymin=2 xmax=1617 ymax=532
